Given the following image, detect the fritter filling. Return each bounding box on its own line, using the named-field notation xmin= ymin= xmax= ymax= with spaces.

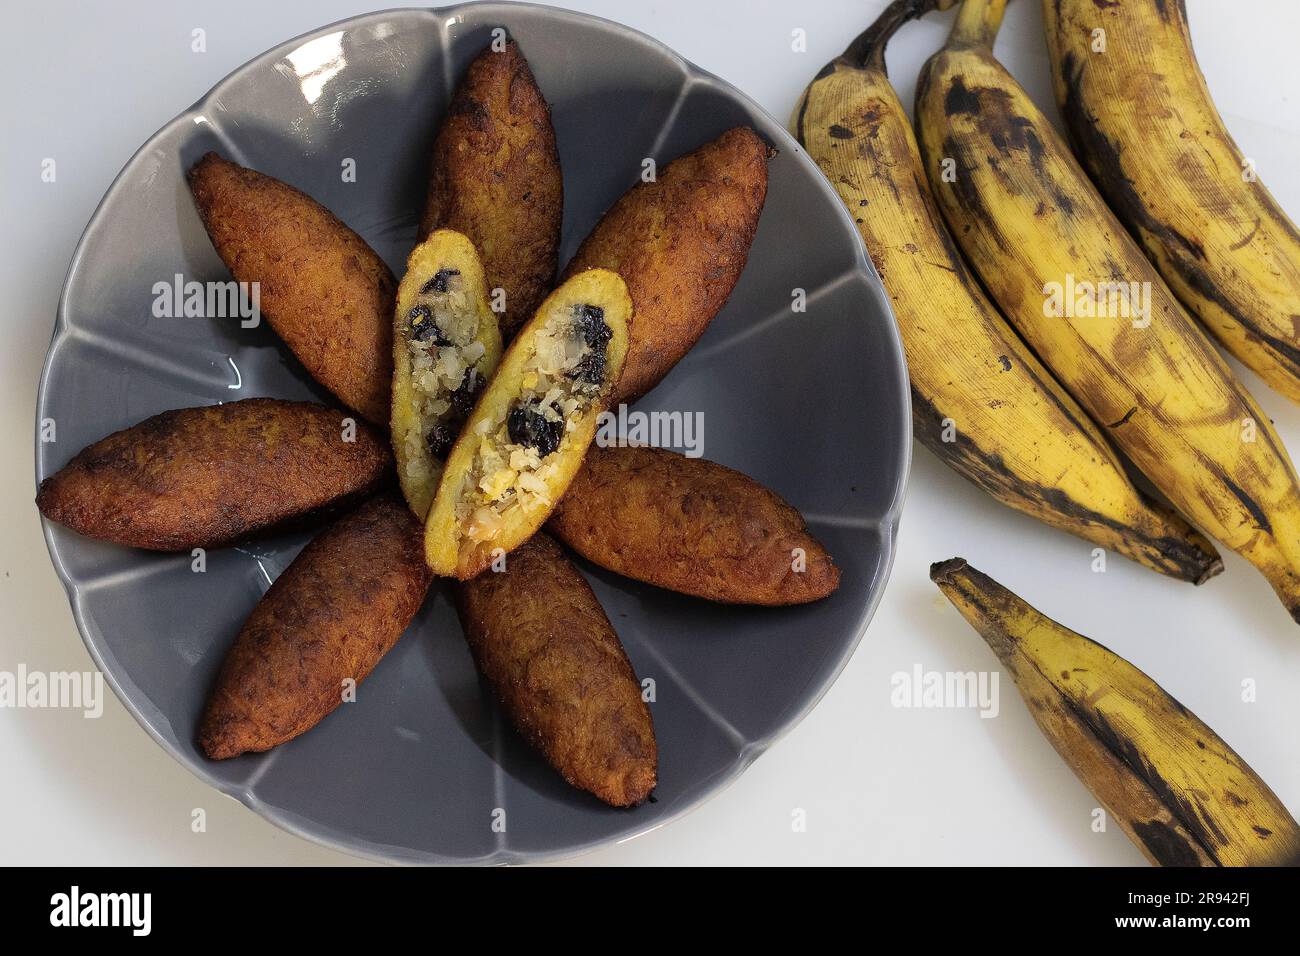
xmin=401 ymin=268 xmax=486 ymax=486
xmin=458 ymin=302 xmax=612 ymax=544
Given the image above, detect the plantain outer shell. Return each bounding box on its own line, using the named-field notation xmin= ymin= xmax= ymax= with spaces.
xmin=1044 ymin=0 xmax=1300 ymax=404
xmin=916 ymin=0 xmax=1300 ymax=624
xmin=933 ymin=556 xmax=1300 ymax=867
xmin=791 ymin=0 xmax=1220 ymax=585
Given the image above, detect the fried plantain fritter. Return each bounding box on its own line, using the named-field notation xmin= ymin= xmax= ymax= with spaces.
xmin=391 ymin=229 xmax=503 ymax=520
xmin=562 ymin=126 xmax=770 ymax=402
xmin=424 ymin=269 xmax=631 ymax=579
xmin=420 ymin=40 xmax=563 ymax=341
xmin=548 ymin=445 xmax=840 ymax=605
xmin=454 ymin=532 xmax=656 ymax=806
xmin=198 ymin=494 xmax=432 ymax=759
xmin=189 ymin=152 xmax=396 ymax=424
xmin=36 ymin=399 xmax=392 ymax=551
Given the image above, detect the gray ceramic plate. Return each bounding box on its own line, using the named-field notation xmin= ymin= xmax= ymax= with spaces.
xmin=35 ymin=2 xmax=909 ymax=864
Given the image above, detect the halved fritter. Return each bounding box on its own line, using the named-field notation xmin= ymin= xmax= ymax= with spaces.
xmin=189 ymin=152 xmax=396 ymax=424
xmin=549 ymin=445 xmax=840 ymax=604
xmin=454 ymin=532 xmax=657 ymax=807
xmin=562 ymin=126 xmax=770 ymax=401
xmin=198 ymin=494 xmax=432 ymax=759
xmin=425 ymin=269 xmax=631 ymax=579
xmin=420 ymin=40 xmax=563 ymax=340
xmin=36 ymin=399 xmax=391 ymax=551
xmin=391 ymin=229 xmax=503 ymax=519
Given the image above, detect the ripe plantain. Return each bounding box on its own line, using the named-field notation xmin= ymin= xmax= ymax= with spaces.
xmin=424 ymin=269 xmax=631 ymax=579
xmin=189 ymin=153 xmax=396 ymax=425
xmin=420 ymin=40 xmax=563 ymax=341
xmin=391 ymin=229 xmax=503 ymax=520
xmin=931 ymin=557 xmax=1300 ymax=866
xmin=1044 ymin=0 xmax=1300 ymax=403
xmin=791 ymin=0 xmax=1219 ymax=584
xmin=917 ymin=0 xmax=1300 ymax=623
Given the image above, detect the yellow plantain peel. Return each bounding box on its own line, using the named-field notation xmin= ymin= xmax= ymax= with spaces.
xmin=917 ymin=0 xmax=1300 ymax=625
xmin=932 ymin=557 xmax=1300 ymax=867
xmin=792 ymin=0 xmax=1221 ymax=585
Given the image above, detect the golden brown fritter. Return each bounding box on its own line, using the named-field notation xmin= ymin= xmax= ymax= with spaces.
xmin=548 ymin=445 xmax=840 ymax=605
xmin=454 ymin=532 xmax=656 ymax=807
xmin=420 ymin=40 xmax=563 ymax=340
xmin=562 ymin=126 xmax=770 ymax=401
xmin=189 ymin=152 xmax=396 ymax=424
xmin=36 ymin=399 xmax=391 ymax=551
xmin=199 ymin=494 xmax=432 ymax=759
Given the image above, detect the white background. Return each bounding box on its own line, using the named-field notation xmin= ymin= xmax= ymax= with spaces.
xmin=4 ymin=0 xmax=1300 ymax=866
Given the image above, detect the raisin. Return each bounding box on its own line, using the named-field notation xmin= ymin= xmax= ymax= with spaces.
xmin=568 ymin=349 xmax=607 ymax=387
xmin=425 ymin=422 xmax=456 ymax=460
xmin=420 ymin=268 xmax=461 ymax=296
xmin=450 ymin=369 xmax=485 ymax=417
xmin=407 ymin=304 xmax=449 ymax=345
xmin=568 ymin=303 xmax=611 ymax=387
xmin=574 ymin=304 xmax=612 ymax=347
xmin=507 ymin=403 xmax=563 ymax=457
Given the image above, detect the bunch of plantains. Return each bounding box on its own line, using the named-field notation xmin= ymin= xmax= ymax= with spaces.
xmin=797 ymin=0 xmax=1300 ymax=865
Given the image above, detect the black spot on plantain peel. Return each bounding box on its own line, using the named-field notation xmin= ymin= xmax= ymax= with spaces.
xmin=909 ymin=386 xmax=1221 ymax=588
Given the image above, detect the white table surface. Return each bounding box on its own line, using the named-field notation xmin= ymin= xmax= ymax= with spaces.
xmin=5 ymin=0 xmax=1299 ymax=866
